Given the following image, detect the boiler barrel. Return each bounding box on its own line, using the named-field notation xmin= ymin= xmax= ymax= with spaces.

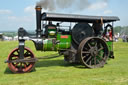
xmin=43 ymin=34 xmax=71 ymax=51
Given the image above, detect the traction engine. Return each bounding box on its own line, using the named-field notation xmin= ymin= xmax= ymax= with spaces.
xmin=5 ymin=6 xmax=120 ymax=73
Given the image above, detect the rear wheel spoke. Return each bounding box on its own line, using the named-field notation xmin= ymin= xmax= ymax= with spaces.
xmin=98 ymin=47 xmax=104 ymax=52
xmin=97 ymin=59 xmax=100 ymax=64
xmin=82 ymin=51 xmax=90 ymax=54
xmin=87 ymin=43 xmax=91 ymax=48
xmin=85 ymin=56 xmax=92 ymax=63
xmin=95 ymin=42 xmax=97 ymax=47
xmin=82 ymin=56 xmax=86 ymax=59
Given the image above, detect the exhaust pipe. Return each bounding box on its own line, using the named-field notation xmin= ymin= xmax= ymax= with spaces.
xmin=35 ymin=6 xmax=42 ymax=37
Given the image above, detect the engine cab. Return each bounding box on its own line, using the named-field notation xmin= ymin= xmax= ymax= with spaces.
xmin=45 ymin=21 xmax=57 ymax=38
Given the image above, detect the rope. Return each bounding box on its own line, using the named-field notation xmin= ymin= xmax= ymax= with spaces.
xmin=37 ymin=53 xmax=61 ymax=60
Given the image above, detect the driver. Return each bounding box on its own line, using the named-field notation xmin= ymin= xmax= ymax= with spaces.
xmin=108 ymin=29 xmax=112 ymax=40
xmin=103 ymin=28 xmax=113 ymax=41
xmin=93 ymin=21 xmax=103 ymax=36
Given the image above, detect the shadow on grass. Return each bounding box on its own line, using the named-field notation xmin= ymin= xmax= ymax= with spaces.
xmin=35 ymin=59 xmax=74 ymax=68
xmin=35 ymin=59 xmax=86 ymax=69
xmin=4 ymin=67 xmax=14 ymax=74
xmin=35 ymin=54 xmax=79 ymax=68
xmin=4 ymin=67 xmax=36 ymax=74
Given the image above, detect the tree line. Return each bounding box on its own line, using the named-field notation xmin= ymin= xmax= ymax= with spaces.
xmin=114 ymin=26 xmax=128 ymax=35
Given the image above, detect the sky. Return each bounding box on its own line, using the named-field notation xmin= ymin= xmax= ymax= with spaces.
xmin=0 ymin=0 xmax=127 ymax=31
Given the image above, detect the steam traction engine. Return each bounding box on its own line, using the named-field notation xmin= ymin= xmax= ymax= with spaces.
xmin=5 ymin=6 xmax=120 ymax=73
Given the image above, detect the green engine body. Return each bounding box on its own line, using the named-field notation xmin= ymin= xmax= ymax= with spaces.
xmin=106 ymin=41 xmax=114 ymax=58
xmin=43 ymin=34 xmax=71 ymax=51
xmin=43 ymin=24 xmax=71 ymax=51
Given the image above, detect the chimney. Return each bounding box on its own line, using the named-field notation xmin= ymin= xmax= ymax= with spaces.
xmin=35 ymin=6 xmax=42 ymax=37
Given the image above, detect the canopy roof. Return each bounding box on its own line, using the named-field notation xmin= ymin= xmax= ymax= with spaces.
xmin=42 ymin=12 xmax=120 ymax=23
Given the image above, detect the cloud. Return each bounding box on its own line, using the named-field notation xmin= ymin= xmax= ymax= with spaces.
xmin=0 ymin=9 xmax=12 ymax=14
xmin=24 ymin=5 xmax=35 ymax=13
xmin=88 ymin=1 xmax=108 ymax=10
xmin=104 ymin=10 xmax=112 ymax=14
xmin=7 ymin=16 xmax=34 ymax=23
xmin=24 ymin=5 xmax=36 ymax=17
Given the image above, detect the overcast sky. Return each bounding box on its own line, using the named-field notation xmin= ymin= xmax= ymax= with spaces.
xmin=0 ymin=0 xmax=127 ymax=31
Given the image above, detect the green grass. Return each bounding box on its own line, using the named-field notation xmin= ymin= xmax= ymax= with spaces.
xmin=0 ymin=40 xmax=128 ymax=85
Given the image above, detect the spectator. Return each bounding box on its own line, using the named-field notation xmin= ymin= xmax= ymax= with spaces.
xmin=114 ymin=34 xmax=118 ymax=42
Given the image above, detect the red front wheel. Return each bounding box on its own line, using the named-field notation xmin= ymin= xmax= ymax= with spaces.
xmin=7 ymin=47 xmax=35 ymax=73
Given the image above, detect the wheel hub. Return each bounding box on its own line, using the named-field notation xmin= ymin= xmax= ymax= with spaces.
xmin=89 ymin=47 xmax=98 ymax=56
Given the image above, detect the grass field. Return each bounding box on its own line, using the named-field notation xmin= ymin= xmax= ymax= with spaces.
xmin=0 ymin=40 xmax=128 ymax=85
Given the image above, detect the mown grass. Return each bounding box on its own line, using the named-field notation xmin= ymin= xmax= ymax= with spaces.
xmin=0 ymin=40 xmax=128 ymax=85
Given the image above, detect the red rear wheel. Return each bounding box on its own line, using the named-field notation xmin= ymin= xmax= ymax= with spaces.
xmin=8 ymin=47 xmax=35 ymax=73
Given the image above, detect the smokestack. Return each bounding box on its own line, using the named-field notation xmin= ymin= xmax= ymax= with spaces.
xmin=35 ymin=6 xmax=42 ymax=37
